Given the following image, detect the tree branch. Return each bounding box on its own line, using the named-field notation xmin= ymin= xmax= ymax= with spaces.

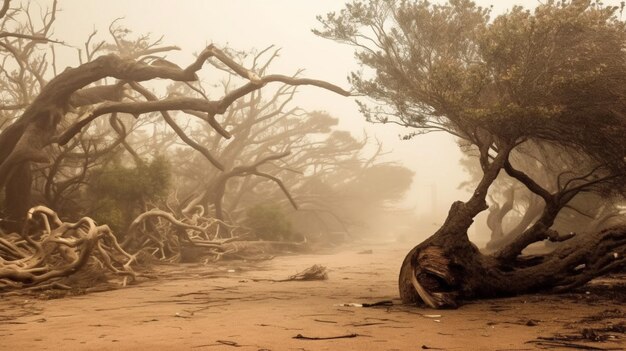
xmin=252 ymin=170 xmax=298 ymax=210
xmin=129 ymin=82 xmax=224 ymax=170
xmin=503 ymin=160 xmax=552 ymax=202
xmin=0 ymin=0 xmax=10 ymax=21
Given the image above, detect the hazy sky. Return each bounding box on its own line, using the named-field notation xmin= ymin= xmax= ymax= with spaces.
xmin=45 ymin=1 xmax=578 ymax=223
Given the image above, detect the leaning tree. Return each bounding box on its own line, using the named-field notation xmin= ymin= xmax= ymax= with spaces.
xmin=460 ymin=141 xmax=625 ymax=251
xmin=316 ymin=0 xmax=626 ymax=307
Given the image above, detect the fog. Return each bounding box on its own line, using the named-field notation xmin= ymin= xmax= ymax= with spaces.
xmin=2 ymin=1 xmax=626 ymax=349
xmin=45 ymin=0 xmax=535 ymax=242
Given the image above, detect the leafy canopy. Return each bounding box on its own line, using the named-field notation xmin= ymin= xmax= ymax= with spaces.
xmin=315 ymin=0 xmax=626 ymax=171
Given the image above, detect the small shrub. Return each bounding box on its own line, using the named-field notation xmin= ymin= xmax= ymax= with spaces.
xmin=245 ymin=204 xmax=297 ymax=241
xmin=88 ymin=156 xmax=171 ymax=233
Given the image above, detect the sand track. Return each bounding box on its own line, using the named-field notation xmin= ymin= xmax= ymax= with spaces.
xmin=1 ymin=242 xmax=624 ymax=350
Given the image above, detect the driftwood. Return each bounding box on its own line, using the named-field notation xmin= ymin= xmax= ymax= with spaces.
xmin=253 ymin=264 xmax=328 ymax=283
xmin=0 ymin=199 xmax=322 ymax=299
xmin=0 ymin=205 xmax=312 ymax=292
xmin=286 ymin=264 xmax=328 ymax=281
xmin=122 ymin=208 xmax=308 ymax=263
xmin=0 ymin=206 xmax=137 ymax=290
xmin=122 ymin=208 xmax=240 ymax=263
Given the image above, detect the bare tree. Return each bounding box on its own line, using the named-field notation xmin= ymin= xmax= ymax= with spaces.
xmin=0 ymin=3 xmax=349 ymax=286
xmin=0 ymin=24 xmax=349 ymax=228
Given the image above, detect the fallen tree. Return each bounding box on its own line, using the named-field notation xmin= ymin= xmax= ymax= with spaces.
xmin=317 ymin=0 xmax=626 ymax=307
xmin=122 ymin=208 xmax=308 ymax=263
xmin=121 ymin=206 xmax=308 ymax=262
xmin=123 ymin=208 xmax=239 ymax=261
xmin=0 ymin=205 xmax=311 ymax=291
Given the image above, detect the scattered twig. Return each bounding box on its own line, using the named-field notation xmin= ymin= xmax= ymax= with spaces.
xmin=527 ymin=340 xmax=622 ymax=350
xmin=285 ymin=264 xmax=328 ymax=281
xmin=293 ymin=333 xmax=362 ymax=340
xmin=216 ymin=340 xmax=241 ymax=347
xmin=253 ymin=264 xmax=328 ymax=282
xmin=362 ymin=300 xmax=393 ymax=307
xmin=347 ymin=322 xmax=386 ymax=327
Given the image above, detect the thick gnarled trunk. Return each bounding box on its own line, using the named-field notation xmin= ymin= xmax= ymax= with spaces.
xmin=2 ymin=163 xmax=32 ymax=232
xmin=399 ymin=212 xmax=626 ymax=308
xmin=399 ymin=144 xmax=625 ymax=308
xmin=399 ymin=201 xmax=483 ymax=307
xmin=399 ymin=142 xmax=509 ymax=307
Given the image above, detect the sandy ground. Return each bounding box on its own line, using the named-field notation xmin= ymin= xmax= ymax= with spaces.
xmin=0 ymin=241 xmax=624 ymax=351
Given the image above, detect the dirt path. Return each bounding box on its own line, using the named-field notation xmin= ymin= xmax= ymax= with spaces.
xmin=0 ymin=242 xmax=624 ymax=350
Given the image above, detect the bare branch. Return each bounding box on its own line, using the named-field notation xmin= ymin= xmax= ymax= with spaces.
xmin=252 ymin=170 xmax=298 ymax=210
xmin=130 ymin=82 xmax=224 ymax=170
xmin=503 ymin=160 xmax=552 ymax=202
xmin=0 ymin=0 xmax=10 ymax=20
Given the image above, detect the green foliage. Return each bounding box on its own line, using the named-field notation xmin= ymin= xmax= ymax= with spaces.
xmin=88 ymin=156 xmax=171 ymax=232
xmin=316 ymin=0 xmax=626 ymax=196
xmin=245 ymin=204 xmax=297 ymax=241
xmin=316 ymin=0 xmax=626 ymax=163
xmin=90 ymin=156 xmax=170 ymax=202
xmin=90 ymin=197 xmax=124 ymax=231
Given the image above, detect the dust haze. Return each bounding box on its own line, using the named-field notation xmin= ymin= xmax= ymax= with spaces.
xmin=0 ymin=0 xmax=625 ymax=350
xmin=53 ymin=0 xmax=501 ymax=241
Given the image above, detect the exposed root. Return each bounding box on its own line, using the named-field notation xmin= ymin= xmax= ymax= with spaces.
xmin=402 ymin=225 xmax=626 ymax=309
xmin=0 ymin=206 xmax=137 ymax=291
xmin=123 ymin=208 xmax=306 ymax=263
xmin=122 ymin=208 xmax=251 ymax=263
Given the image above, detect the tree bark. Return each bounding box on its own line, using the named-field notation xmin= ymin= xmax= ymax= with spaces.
xmin=398 ymin=144 xmax=625 ymax=308
xmin=0 ymin=45 xmax=350 ymax=231
xmin=485 ymin=186 xmax=514 ymax=244
xmin=485 ymin=194 xmax=543 ymax=251
xmin=400 ymin=221 xmax=624 ymax=309
xmin=2 ymin=162 xmax=32 ymax=232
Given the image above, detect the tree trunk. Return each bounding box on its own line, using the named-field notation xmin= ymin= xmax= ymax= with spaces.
xmin=399 ymin=211 xmax=626 ymax=308
xmin=485 ymin=186 xmax=514 ymax=245
xmin=398 ymin=201 xmax=487 ymax=308
xmin=399 ymin=144 xmax=625 ymax=309
xmin=399 ymin=143 xmax=509 ymax=307
xmin=2 ymin=162 xmax=32 ymax=233
xmin=211 ymin=177 xmax=228 ymax=222
xmin=485 ymin=193 xmax=542 ymax=251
